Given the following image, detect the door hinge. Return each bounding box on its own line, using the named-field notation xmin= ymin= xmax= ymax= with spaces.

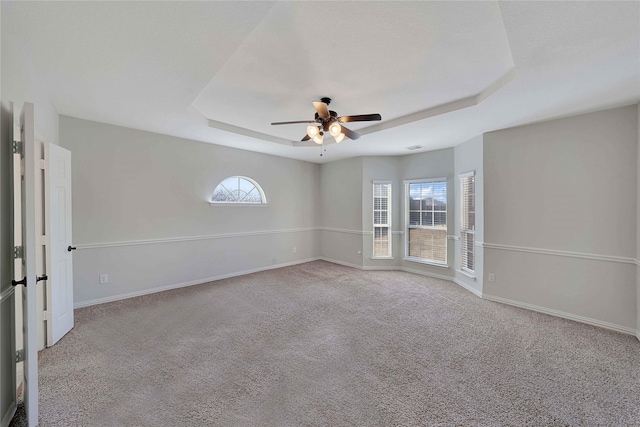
xmin=12 ymin=140 xmax=22 ymax=154
xmin=39 ymin=159 xmax=48 ymax=170
xmin=13 ymin=246 xmax=23 ymax=259
xmin=41 ymin=235 xmax=48 ymax=245
xmin=43 ymin=310 xmax=51 ymax=322
xmin=16 ymin=349 xmax=24 ymax=363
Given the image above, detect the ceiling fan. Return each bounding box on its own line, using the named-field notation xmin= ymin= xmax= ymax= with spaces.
xmin=271 ymin=97 xmax=382 ymax=144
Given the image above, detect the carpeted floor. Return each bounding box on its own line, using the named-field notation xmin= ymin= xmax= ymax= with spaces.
xmin=10 ymin=260 xmax=640 ymax=426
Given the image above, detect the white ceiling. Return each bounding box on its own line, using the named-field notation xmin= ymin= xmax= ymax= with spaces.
xmin=4 ymin=1 xmax=639 ymax=163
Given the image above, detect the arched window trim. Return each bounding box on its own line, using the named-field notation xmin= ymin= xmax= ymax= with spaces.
xmin=209 ymin=176 xmax=268 ymax=206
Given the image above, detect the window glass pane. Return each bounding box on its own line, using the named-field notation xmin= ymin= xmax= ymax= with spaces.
xmin=405 ymin=180 xmax=447 ymax=264
xmin=409 ymin=211 xmax=421 ymax=225
xmin=460 ymin=174 xmax=475 ymax=272
xmin=373 ymin=183 xmax=391 ymax=257
xmin=422 ymin=212 xmax=432 ymax=226
xmin=211 ymin=176 xmax=266 ymax=204
xmin=422 ymin=198 xmax=434 ymax=210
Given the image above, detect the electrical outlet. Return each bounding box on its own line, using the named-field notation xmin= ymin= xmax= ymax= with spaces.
xmin=99 ymin=274 xmax=109 ymax=284
xmin=488 ymin=273 xmax=495 ymax=282
xmin=292 ymin=247 xmax=297 ymax=253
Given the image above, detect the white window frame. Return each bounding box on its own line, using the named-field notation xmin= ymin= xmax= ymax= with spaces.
xmin=403 ymin=178 xmax=448 ymax=267
xmin=372 ymin=180 xmax=392 ymax=259
xmin=209 ymin=176 xmax=268 ymax=206
xmin=459 ymin=171 xmax=475 ymax=275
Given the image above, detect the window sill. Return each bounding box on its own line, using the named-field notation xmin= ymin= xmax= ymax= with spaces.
xmin=208 ymin=202 xmax=268 ymax=207
xmin=456 ymin=269 xmax=476 ymax=280
xmin=403 ymin=257 xmax=448 ymax=268
xmin=372 ymin=256 xmax=394 ymax=260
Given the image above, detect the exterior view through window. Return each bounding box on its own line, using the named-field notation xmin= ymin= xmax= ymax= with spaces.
xmin=405 ymin=179 xmax=447 ymax=265
xmin=373 ymin=181 xmax=391 ymax=258
xmin=211 ymin=176 xmax=266 ymax=204
xmin=460 ymin=172 xmax=475 ymax=273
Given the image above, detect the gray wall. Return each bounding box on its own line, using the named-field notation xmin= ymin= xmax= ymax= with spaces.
xmin=61 ymin=116 xmax=321 ymax=306
xmin=319 ymin=157 xmax=364 ymax=266
xmin=483 ymin=105 xmax=638 ymax=332
xmin=637 ymin=103 xmax=640 ymax=338
xmin=454 ymin=135 xmax=484 ymax=295
xmin=321 ymin=149 xmax=457 ymax=281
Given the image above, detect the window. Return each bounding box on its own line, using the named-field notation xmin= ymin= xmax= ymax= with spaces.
xmin=373 ymin=181 xmax=392 ymax=258
xmin=460 ymin=172 xmax=475 ymax=273
xmin=405 ymin=179 xmax=447 ymax=265
xmin=210 ymin=176 xmax=266 ymax=204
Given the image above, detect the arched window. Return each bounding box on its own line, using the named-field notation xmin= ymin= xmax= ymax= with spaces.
xmin=210 ymin=176 xmax=267 ymax=204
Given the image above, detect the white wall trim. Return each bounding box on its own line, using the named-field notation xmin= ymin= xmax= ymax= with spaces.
xmin=483 ymin=293 xmax=636 ymax=336
xmin=320 ymin=227 xmax=371 ymax=235
xmin=1 ymin=401 xmax=17 ymax=427
xmin=0 ymin=285 xmax=15 ymax=302
xmin=74 ymin=257 xmax=321 ymax=309
xmin=483 ymin=242 xmax=636 ymax=265
xmin=76 ymin=227 xmax=319 ymax=250
xmin=453 ymin=278 xmax=482 ymax=298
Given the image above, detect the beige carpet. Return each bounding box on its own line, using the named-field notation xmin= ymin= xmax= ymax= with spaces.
xmin=10 ymin=260 xmax=640 ymax=426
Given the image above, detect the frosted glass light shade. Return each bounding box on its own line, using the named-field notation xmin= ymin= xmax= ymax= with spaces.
xmin=307 ymin=125 xmax=320 ymax=138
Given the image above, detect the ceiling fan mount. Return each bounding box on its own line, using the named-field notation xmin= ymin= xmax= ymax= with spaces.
xmin=271 ymin=98 xmax=382 ymax=144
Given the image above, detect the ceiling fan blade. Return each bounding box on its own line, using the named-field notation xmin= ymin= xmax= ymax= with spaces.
xmin=338 ymin=113 xmax=382 ymax=123
xmin=312 ymin=101 xmax=330 ymax=119
xmin=271 ymin=120 xmax=316 ymax=125
xmin=340 ymin=125 xmax=360 ymax=140
xmin=301 ymin=134 xmax=311 ymax=142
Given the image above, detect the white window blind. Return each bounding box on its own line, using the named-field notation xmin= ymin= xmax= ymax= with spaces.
xmin=405 ymin=179 xmax=447 ymax=265
xmin=460 ymin=172 xmax=475 ymax=273
xmin=373 ymin=181 xmax=391 ymax=258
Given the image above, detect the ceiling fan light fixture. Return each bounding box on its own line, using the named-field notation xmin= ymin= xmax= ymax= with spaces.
xmin=307 ymin=125 xmax=320 ymax=139
xmin=333 ymin=132 xmax=345 ymax=143
xmin=329 ymin=122 xmax=342 ymax=137
xmin=313 ymin=132 xmax=324 ymax=145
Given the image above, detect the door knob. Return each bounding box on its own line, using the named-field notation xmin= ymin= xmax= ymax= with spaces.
xmin=12 ymin=277 xmax=27 ymax=287
xmin=36 ymin=274 xmax=48 ymax=283
xmin=67 ymin=245 xmax=77 ymax=252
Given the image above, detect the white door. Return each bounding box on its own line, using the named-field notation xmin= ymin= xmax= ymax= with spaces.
xmin=0 ymin=111 xmax=19 ymax=427
xmin=46 ymin=144 xmax=74 ymax=345
xmin=15 ymin=102 xmax=39 ymax=426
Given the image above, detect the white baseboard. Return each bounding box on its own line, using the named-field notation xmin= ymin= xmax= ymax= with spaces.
xmin=319 ymin=256 xmax=456 ymax=283
xmin=453 ymin=278 xmax=482 ymax=298
xmin=400 ymin=266 xmax=454 ymax=282
xmin=74 ymin=257 xmax=321 ymax=309
xmin=483 ymin=293 xmax=637 ymax=336
xmin=317 ymin=256 xmax=364 ymax=270
xmin=74 ymin=257 xmax=640 ymax=341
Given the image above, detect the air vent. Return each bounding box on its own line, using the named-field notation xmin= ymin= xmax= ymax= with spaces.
xmin=406 ymin=145 xmax=424 ymax=151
